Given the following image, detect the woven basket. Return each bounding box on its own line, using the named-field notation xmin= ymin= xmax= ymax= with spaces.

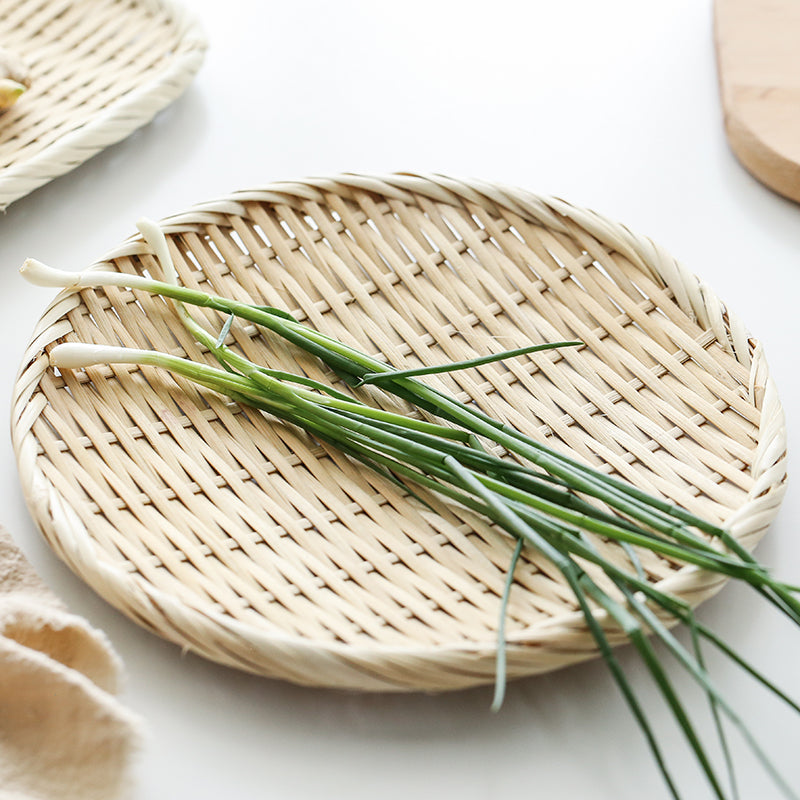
xmin=11 ymin=174 xmax=787 ymax=692
xmin=0 ymin=0 xmax=206 ymax=210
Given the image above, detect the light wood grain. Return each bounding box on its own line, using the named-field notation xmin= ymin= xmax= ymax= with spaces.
xmin=715 ymin=0 xmax=800 ymax=202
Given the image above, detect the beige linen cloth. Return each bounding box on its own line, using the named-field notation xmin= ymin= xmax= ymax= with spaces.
xmin=0 ymin=528 xmax=140 ymax=800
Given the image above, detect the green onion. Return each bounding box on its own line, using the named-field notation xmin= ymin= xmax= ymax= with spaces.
xmin=22 ymin=219 xmax=800 ymax=800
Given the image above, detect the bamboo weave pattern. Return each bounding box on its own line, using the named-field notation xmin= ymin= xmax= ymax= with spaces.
xmin=0 ymin=0 xmax=206 ymax=209
xmin=11 ymin=174 xmax=787 ymax=691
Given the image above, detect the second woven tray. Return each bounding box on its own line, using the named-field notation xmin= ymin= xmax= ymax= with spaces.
xmin=0 ymin=0 xmax=206 ymax=210
xmin=12 ymin=174 xmax=787 ymax=691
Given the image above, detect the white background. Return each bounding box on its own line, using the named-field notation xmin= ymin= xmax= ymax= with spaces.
xmin=2 ymin=1 xmax=800 ymax=798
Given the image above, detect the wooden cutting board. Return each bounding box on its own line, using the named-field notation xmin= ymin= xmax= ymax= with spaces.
xmin=715 ymin=0 xmax=800 ymax=202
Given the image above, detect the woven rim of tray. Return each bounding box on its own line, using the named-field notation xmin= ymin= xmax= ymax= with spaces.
xmin=0 ymin=0 xmax=206 ymax=210
xmin=11 ymin=173 xmax=788 ymax=692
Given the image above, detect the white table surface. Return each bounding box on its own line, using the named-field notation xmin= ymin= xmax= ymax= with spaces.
xmin=3 ymin=1 xmax=800 ymax=798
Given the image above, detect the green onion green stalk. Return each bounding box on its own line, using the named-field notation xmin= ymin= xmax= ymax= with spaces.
xmin=21 ymin=220 xmax=800 ymax=800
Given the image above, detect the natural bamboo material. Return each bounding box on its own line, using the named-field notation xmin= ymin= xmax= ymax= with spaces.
xmin=0 ymin=0 xmax=206 ymax=210
xmin=11 ymin=174 xmax=788 ymax=691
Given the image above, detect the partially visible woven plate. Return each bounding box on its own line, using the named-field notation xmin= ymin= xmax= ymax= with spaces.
xmin=0 ymin=0 xmax=206 ymax=210
xmin=11 ymin=174 xmax=787 ymax=691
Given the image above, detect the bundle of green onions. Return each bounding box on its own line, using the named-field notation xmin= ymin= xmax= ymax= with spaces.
xmin=21 ymin=220 xmax=800 ymax=800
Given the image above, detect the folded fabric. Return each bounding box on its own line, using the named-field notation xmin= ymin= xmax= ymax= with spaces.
xmin=0 ymin=528 xmax=141 ymax=800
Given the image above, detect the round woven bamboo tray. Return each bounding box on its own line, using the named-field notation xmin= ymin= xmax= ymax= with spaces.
xmin=11 ymin=173 xmax=787 ymax=692
xmin=0 ymin=0 xmax=206 ymax=210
